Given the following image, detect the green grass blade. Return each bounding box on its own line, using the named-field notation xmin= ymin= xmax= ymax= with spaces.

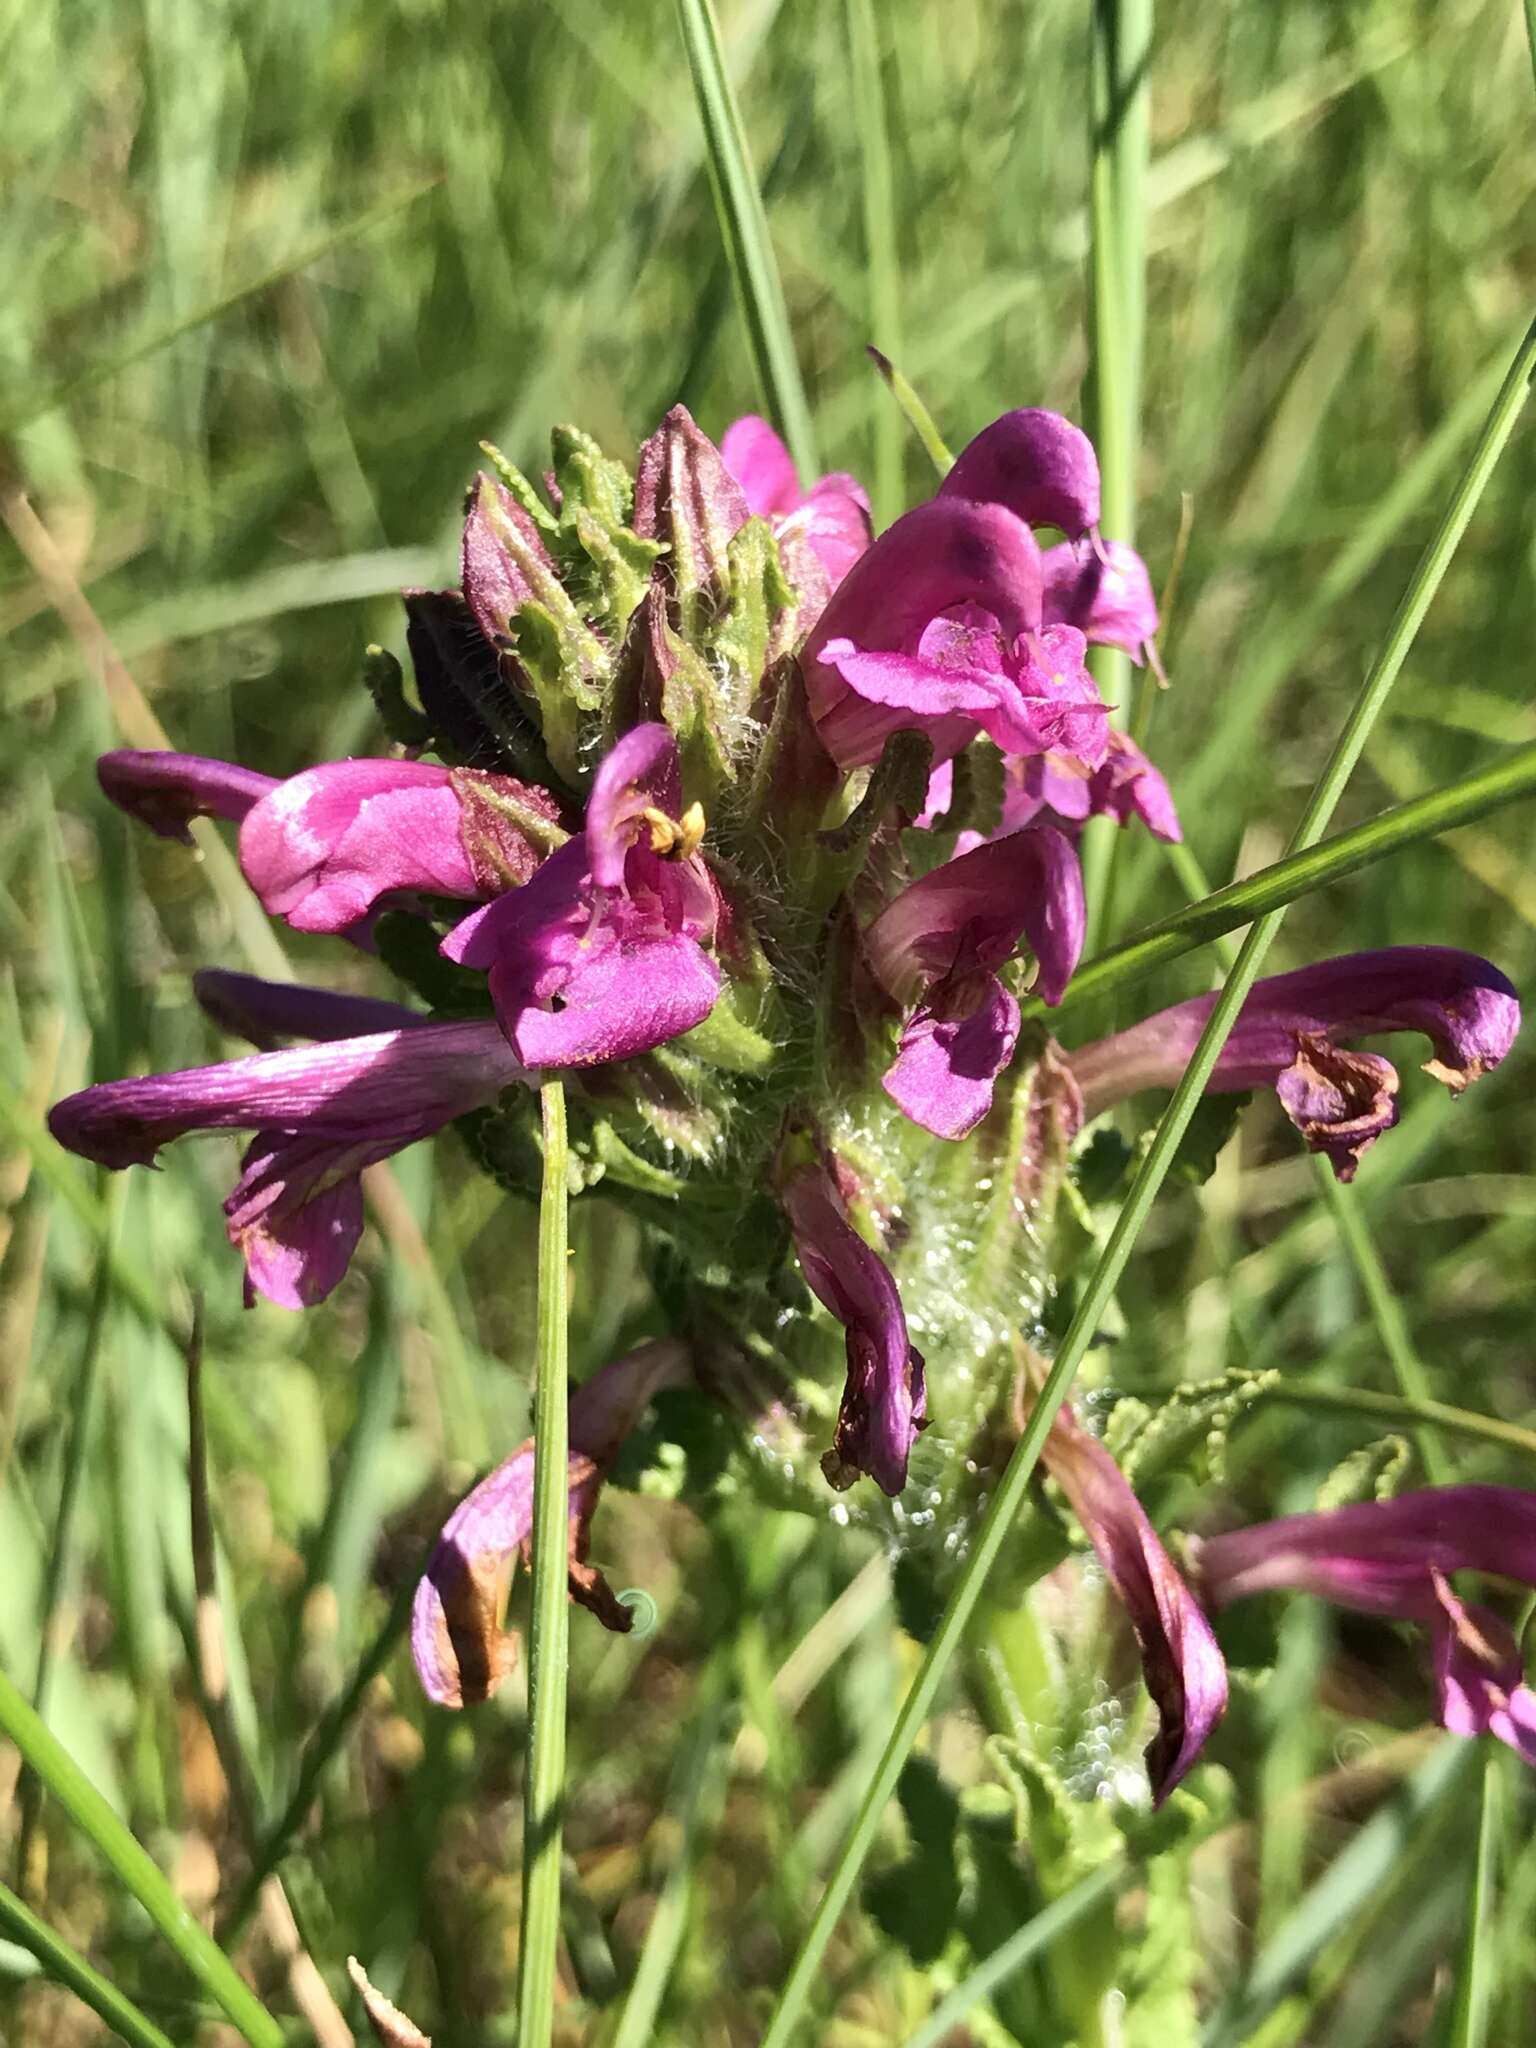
xmin=675 ymin=0 xmax=817 ymax=478
xmin=760 ymin=306 xmax=1536 ymax=2048
xmin=901 ymin=1862 xmax=1127 ymax=2048
xmin=1315 ymin=1165 xmax=1452 ymax=1484
xmin=0 ymin=1880 xmax=177 ymax=2048
xmin=516 ymin=1077 xmax=573 ymax=2048
xmin=1080 ymin=0 xmax=1154 ymax=951
xmin=845 ymin=0 xmax=902 ymax=527
xmin=1036 ymin=737 xmax=1536 ymax=1022
xmin=610 ymin=1656 xmax=733 ymax=2048
xmin=1 ymin=179 xmax=440 ymax=441
xmin=866 ymin=347 xmax=953 ymax=478
xmin=1256 ymin=1383 xmax=1536 ymax=1464
xmin=221 ymin=1568 xmax=418 ymax=1942
xmin=1442 ymin=1750 xmax=1501 ymax=2048
xmin=1202 ymin=1738 xmax=1473 ymax=2048
xmin=0 ymin=1669 xmax=284 ymax=2048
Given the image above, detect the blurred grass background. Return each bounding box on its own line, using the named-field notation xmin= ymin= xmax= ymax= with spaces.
xmin=3 ymin=0 xmax=1536 ymax=2041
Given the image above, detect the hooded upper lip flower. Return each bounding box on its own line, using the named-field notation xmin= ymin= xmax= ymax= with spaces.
xmin=48 ymin=987 xmax=527 ymax=1308
xmin=1195 ymin=1487 xmax=1536 ymax=1767
xmin=441 ymin=722 xmax=720 ymax=1069
xmin=799 ymin=498 xmax=1047 ymax=768
xmin=780 ymin=1152 xmax=927 ymax=1496
xmin=720 ymin=413 xmax=873 ymax=591
xmin=99 ymin=748 xmax=568 ymax=935
xmin=412 ymin=1338 xmax=690 ymax=1708
xmin=1021 ymin=1362 xmax=1228 ymax=1803
xmin=862 ymin=826 xmax=1086 ymax=1139
xmin=1067 ymin=947 xmax=1520 ymax=1180
xmin=797 ymin=410 xmax=1161 ymax=773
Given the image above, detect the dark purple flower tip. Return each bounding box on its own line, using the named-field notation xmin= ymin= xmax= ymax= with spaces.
xmin=939 ymin=409 xmax=1101 ymax=540
xmin=1042 ymin=537 xmax=1160 ymax=660
xmin=780 ymin=1158 xmax=926 ymax=1497
xmin=1033 ymin=1380 xmax=1227 ymax=1802
xmin=238 ymin=758 xmax=563 ymax=935
xmin=1069 ymin=947 xmax=1520 ymax=1178
xmin=412 ymin=1339 xmax=690 ymax=1708
xmin=1430 ymin=1575 xmax=1536 ymax=1765
xmin=720 ymin=414 xmax=873 ymax=591
xmin=97 ymin=750 xmax=278 ymax=844
xmin=800 ymin=499 xmax=1045 ymax=768
xmin=193 ymin=969 xmax=425 ymax=1049
xmin=49 ymin=1020 xmax=528 ymax=1305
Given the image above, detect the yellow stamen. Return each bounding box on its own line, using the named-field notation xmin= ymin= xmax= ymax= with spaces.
xmin=640 ymin=800 xmax=706 ymax=859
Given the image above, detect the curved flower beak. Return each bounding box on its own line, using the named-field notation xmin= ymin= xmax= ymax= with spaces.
xmin=1068 ymin=947 xmax=1520 ymax=1180
xmin=412 ymin=1339 xmax=690 ymax=1707
xmin=1196 ymin=1487 xmax=1536 ymax=1768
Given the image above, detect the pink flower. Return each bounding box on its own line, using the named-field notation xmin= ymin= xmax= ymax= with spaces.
xmin=1196 ymin=1487 xmax=1536 ymax=1768
xmin=864 ymin=828 xmax=1086 ymax=1138
xmin=442 ymin=723 xmax=719 ymax=1069
xmin=720 ymin=414 xmax=873 ymax=589
xmin=49 ymin=1016 xmax=527 ymax=1308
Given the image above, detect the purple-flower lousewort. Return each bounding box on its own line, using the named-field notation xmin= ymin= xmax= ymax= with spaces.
xmin=49 ymin=406 xmax=1522 ymax=1785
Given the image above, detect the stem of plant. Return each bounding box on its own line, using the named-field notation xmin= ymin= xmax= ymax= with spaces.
xmin=516 ymin=1077 xmax=572 ymax=2048
xmin=0 ymin=1669 xmax=284 ymax=2048
xmin=1080 ymin=0 xmax=1153 ymax=954
xmin=675 ymin=0 xmax=817 ymax=479
xmin=0 ymin=1879 xmax=178 ymax=2048
xmin=759 ymin=314 xmax=1536 ymax=2048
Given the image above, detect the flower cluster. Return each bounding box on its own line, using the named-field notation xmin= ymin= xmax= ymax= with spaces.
xmin=50 ymin=402 xmax=1524 ymax=1786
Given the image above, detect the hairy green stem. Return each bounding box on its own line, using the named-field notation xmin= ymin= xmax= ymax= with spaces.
xmin=760 ymin=315 xmax=1536 ymax=2048
xmin=516 ymin=1077 xmax=572 ymax=2048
